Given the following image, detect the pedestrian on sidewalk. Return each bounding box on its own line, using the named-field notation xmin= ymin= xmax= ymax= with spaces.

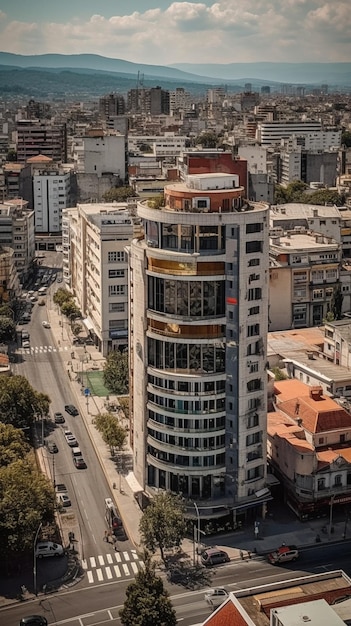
xmin=103 ymin=530 xmax=108 ymax=542
xmin=113 ymin=535 xmax=118 ymax=551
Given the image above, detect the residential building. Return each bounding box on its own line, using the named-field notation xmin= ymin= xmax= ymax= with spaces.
xmin=127 ymin=87 xmax=170 ymax=115
xmin=63 ymin=203 xmax=140 ymax=356
xmin=129 ymin=173 xmax=270 ymax=521
xmin=30 ymin=156 xmax=71 ymax=233
xmin=98 ymin=93 xmax=126 ymax=119
xmin=0 ymin=200 xmax=35 ymax=282
xmin=169 ymin=88 xmax=192 ymax=116
xmin=0 ymin=245 xmax=21 ymax=303
xmin=177 ymin=150 xmax=248 ymax=195
xmin=256 ymin=121 xmax=341 ymax=148
xmin=128 ymin=135 xmax=186 ymax=159
xmin=268 ymin=379 xmax=351 ymax=518
xmin=81 ymin=131 xmax=126 ymax=180
xmin=16 ymin=119 xmax=67 ymax=163
xmin=201 ymin=570 xmax=351 ymax=626
xmin=269 ymin=228 xmax=341 ymax=330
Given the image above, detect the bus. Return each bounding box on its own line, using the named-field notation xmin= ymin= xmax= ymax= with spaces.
xmin=105 ymin=497 xmax=124 ymax=536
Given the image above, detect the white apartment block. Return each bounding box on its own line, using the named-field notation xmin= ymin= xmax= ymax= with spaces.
xmin=257 ymin=121 xmax=324 ymax=146
xmin=82 ymin=133 xmax=126 ymax=179
xmin=33 ymin=170 xmax=70 ymax=233
xmin=0 ymin=201 xmax=35 ymax=281
xmin=238 ymin=145 xmax=268 ymax=174
xmin=128 ymin=134 xmax=186 ymax=158
xmin=63 ymin=203 xmax=139 ymax=356
xmin=169 ymin=88 xmax=192 ymax=115
xmin=129 ymin=173 xmax=271 ymax=521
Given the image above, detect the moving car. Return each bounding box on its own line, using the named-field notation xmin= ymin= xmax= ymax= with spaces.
xmin=65 ymin=404 xmax=79 ymax=416
xmin=64 ymin=430 xmax=78 ymax=446
xmin=204 ymin=588 xmax=229 ymax=608
xmin=35 ymin=541 xmax=64 ymax=558
xmin=54 ymin=412 xmax=65 ymax=424
xmin=42 ymin=320 xmax=51 ymax=328
xmin=20 ymin=616 xmax=48 ymax=626
xmin=201 ymin=548 xmax=230 ymax=567
xmin=47 ymin=441 xmax=58 ymax=454
xmin=57 ymin=493 xmax=71 ymax=507
xmin=267 ymin=545 xmax=299 ymax=565
xmin=73 ymin=456 xmax=86 ymax=469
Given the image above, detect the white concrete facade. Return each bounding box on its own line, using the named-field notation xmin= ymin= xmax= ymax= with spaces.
xmin=33 ymin=170 xmax=70 ymax=233
xmin=83 ymin=134 xmax=126 ymax=179
xmin=129 ymin=174 xmax=270 ymax=518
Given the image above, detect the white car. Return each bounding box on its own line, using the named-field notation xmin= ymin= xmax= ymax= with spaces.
xmin=42 ymin=321 xmax=51 ymax=328
xmin=57 ymin=493 xmax=71 ymax=507
xmin=64 ymin=431 xmax=78 ymax=446
xmin=22 ymin=341 xmax=31 ymax=349
xmin=204 ymin=588 xmax=229 ymax=609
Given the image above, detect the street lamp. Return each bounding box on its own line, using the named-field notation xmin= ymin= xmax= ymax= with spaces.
xmin=193 ymin=501 xmax=200 ymax=565
xmin=33 ymin=522 xmax=42 ymax=596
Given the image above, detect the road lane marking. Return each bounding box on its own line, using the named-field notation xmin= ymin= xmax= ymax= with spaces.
xmin=97 ymin=568 xmax=103 ymax=581
xmin=123 ymin=551 xmax=130 ymax=561
xmin=131 ymin=562 xmax=139 ymax=574
xmin=82 ymin=559 xmax=87 ymax=569
xmin=115 ymin=552 xmax=121 ymax=562
xmin=122 ymin=564 xmax=130 ymax=576
xmin=114 ymin=565 xmax=121 ymax=578
xmin=87 ymin=571 xmax=94 ymax=583
xmin=131 ymin=550 xmax=138 ymax=560
xmin=106 ymin=553 xmax=113 ymax=564
xmin=106 ymin=566 xmax=113 ymax=579
xmin=90 ymin=556 xmax=96 ymax=568
xmin=98 ymin=555 xmax=105 ymax=566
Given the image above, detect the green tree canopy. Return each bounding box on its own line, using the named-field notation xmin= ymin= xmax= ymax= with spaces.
xmin=342 ymin=130 xmax=351 ymax=147
xmin=330 ymin=283 xmax=343 ymax=320
xmin=53 ymin=287 xmax=73 ymax=307
xmin=0 ymin=305 xmax=14 ymax=318
xmin=139 ymin=492 xmax=186 ymax=564
xmin=94 ymin=412 xmax=127 ymax=456
xmin=103 ymin=186 xmax=136 ymax=202
xmin=195 ymin=132 xmax=217 ymax=148
xmin=0 ymin=316 xmax=16 ymax=342
xmin=103 ymin=351 xmax=129 ymax=394
xmin=71 ymin=322 xmax=83 ymax=337
xmin=0 ymin=457 xmax=55 ymax=564
xmin=0 ymin=423 xmax=30 ymax=466
xmin=120 ymin=553 xmax=177 ymax=626
xmin=274 ymin=181 xmax=344 ymax=206
xmin=61 ymin=300 xmax=81 ymax=322
xmin=0 ymin=375 xmax=50 ymax=429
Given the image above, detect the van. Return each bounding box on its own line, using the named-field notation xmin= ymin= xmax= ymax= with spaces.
xmin=201 ymin=548 xmax=230 ymax=567
xmin=71 ymin=447 xmax=82 ymax=458
xmin=35 ymin=541 xmax=64 ymax=558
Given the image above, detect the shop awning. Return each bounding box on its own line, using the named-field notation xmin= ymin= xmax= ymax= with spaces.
xmin=82 ymin=317 xmax=94 ymax=331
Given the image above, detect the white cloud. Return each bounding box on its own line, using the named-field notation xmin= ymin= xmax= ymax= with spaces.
xmin=0 ymin=1 xmax=350 ymax=64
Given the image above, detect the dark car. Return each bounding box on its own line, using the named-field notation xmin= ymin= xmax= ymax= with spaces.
xmin=47 ymin=441 xmax=58 ymax=454
xmin=54 ymin=412 xmax=65 ymax=424
xmin=65 ymin=404 xmax=79 ymax=416
xmin=20 ymin=616 xmax=48 ymax=626
xmin=73 ymin=456 xmax=86 ymax=469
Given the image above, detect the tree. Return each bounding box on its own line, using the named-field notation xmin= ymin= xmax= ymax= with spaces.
xmin=301 ymin=188 xmax=345 ymax=206
xmin=0 ymin=375 xmax=50 ymax=429
xmin=330 ymin=283 xmax=343 ymax=320
xmin=0 ymin=316 xmax=16 ymax=342
xmin=53 ymin=287 xmax=73 ymax=307
xmin=342 ymin=130 xmax=351 ymax=147
xmin=0 ymin=305 xmax=13 ymax=318
xmin=61 ymin=300 xmax=81 ymax=322
xmin=103 ymin=186 xmax=136 ymax=202
xmin=0 ymin=423 xmax=30 ymax=467
xmin=71 ymin=322 xmax=83 ymax=337
xmin=195 ymin=132 xmax=217 ymax=148
xmin=0 ymin=457 xmax=55 ymax=567
xmin=147 ymin=195 xmax=164 ymax=210
xmin=139 ymin=492 xmax=186 ymax=564
xmin=120 ymin=552 xmax=177 ymax=626
xmin=103 ymin=351 xmax=129 ymax=394
xmin=94 ymin=412 xmax=127 ymax=456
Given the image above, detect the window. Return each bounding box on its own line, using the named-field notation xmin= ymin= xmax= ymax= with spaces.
xmin=247 ymin=465 xmax=263 ymax=481
xmin=247 ymin=379 xmax=262 ymax=392
xmin=108 ymin=251 xmax=125 ymax=262
xmin=248 ymin=288 xmax=262 ymax=301
xmin=313 ymin=289 xmax=323 ymax=300
xmin=246 ymin=223 xmax=262 ymax=234
xmin=247 ymin=413 xmax=259 ymax=428
xmin=317 ymin=478 xmax=325 ymax=491
xmin=109 ymin=269 xmax=125 ymax=278
xmin=248 ymin=258 xmax=260 ymax=267
xmin=334 ymin=474 xmax=342 ymax=486
xmin=249 ymin=273 xmax=260 ymax=283
xmin=248 ymin=306 xmax=260 ymax=316
xmin=246 ymin=241 xmax=263 ymax=254
xmin=247 ymin=324 xmax=260 ymax=337
xmin=109 ymin=302 xmax=125 ymax=312
xmin=109 ymin=285 xmax=125 ymax=297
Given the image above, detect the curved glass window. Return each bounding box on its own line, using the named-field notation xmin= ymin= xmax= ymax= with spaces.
xmin=148 ymin=277 xmax=225 ymax=317
xmin=147 ymin=338 xmax=225 ymax=373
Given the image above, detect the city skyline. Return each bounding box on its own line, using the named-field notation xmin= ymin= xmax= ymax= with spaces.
xmin=0 ymin=1 xmax=350 ymax=66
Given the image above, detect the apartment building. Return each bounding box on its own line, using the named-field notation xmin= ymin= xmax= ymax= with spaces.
xmin=63 ymin=203 xmax=140 ymax=356
xmin=177 ymin=150 xmax=248 ymax=194
xmin=16 ymin=120 xmax=67 ymax=163
xmin=256 ymin=121 xmax=341 ymax=147
xmin=0 ymin=201 xmax=35 ymax=282
xmin=268 ymin=379 xmax=351 ymax=518
xmin=0 ymin=246 xmax=21 ymax=303
xmin=31 ymin=159 xmax=71 ymax=233
xmin=269 ymin=229 xmax=341 ymax=330
xmin=129 ymin=173 xmax=270 ymax=521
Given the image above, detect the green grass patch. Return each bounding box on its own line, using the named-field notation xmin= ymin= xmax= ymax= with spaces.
xmin=81 ymin=371 xmax=111 ymax=397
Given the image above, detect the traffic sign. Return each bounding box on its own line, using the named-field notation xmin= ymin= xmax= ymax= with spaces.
xmin=84 ymin=388 xmax=90 ymax=397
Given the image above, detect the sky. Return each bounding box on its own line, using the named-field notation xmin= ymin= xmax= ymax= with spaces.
xmin=0 ymin=1 xmax=350 ymax=66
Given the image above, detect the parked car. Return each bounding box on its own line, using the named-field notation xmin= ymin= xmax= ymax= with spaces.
xmin=22 ymin=340 xmax=31 ymax=349
xmin=201 ymin=548 xmax=230 ymax=567
xmin=35 ymin=541 xmax=64 ymax=558
xmin=20 ymin=616 xmax=48 ymax=626
xmin=54 ymin=412 xmax=65 ymax=424
xmin=22 ymin=332 xmax=30 ymax=341
xmin=204 ymin=588 xmax=229 ymax=608
xmin=57 ymin=493 xmax=71 ymax=507
xmin=55 ymin=483 xmax=67 ymax=493
xmin=47 ymin=441 xmax=58 ymax=454
xmin=73 ymin=456 xmax=86 ymax=469
xmin=267 ymin=545 xmax=299 ymax=565
xmin=65 ymin=404 xmax=79 ymax=416
xmin=42 ymin=320 xmax=51 ymax=328
xmin=64 ymin=430 xmax=78 ymax=446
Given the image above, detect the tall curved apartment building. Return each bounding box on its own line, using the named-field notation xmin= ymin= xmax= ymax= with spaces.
xmin=129 ymin=173 xmax=270 ymax=520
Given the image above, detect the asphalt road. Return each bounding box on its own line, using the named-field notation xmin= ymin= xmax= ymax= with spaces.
xmin=4 ymin=540 xmax=351 ymax=626
xmin=11 ymin=253 xmax=135 ymax=593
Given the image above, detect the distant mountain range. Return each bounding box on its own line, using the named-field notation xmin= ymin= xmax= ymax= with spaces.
xmin=0 ymin=52 xmax=350 ymax=98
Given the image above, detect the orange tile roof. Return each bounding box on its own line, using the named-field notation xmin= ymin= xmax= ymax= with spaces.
xmin=268 ymin=411 xmax=314 ymax=453
xmin=274 ymin=379 xmax=311 ymax=402
xmin=203 ymin=599 xmax=250 ymax=626
xmin=279 ymin=396 xmax=351 ymax=433
xmin=27 ymin=154 xmax=53 ymax=163
xmin=0 ymin=353 xmax=9 ymax=366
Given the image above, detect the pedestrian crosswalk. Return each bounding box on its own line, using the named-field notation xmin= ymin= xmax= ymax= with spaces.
xmin=19 ymin=345 xmax=69 ymax=355
xmin=81 ymin=549 xmax=143 ymax=584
